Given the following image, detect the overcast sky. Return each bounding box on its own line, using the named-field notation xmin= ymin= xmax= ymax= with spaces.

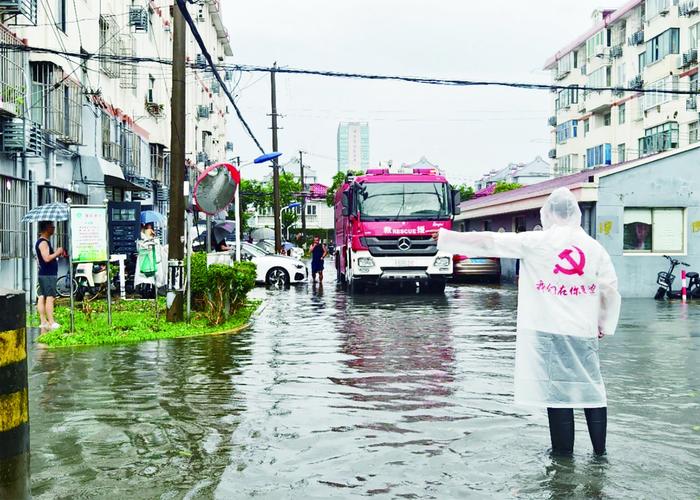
xmin=222 ymin=1 xmax=601 ymax=185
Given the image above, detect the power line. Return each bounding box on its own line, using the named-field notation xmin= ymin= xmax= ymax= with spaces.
xmin=3 ymin=42 xmax=700 ymax=97
xmin=174 ymin=0 xmax=265 ymax=154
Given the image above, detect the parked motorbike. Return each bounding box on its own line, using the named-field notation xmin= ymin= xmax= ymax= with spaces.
xmin=655 ymin=255 xmax=700 ymax=300
xmin=74 ymin=263 xmax=109 ymax=300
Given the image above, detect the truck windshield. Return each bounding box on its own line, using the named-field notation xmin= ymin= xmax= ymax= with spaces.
xmin=357 ymin=182 xmax=450 ymax=221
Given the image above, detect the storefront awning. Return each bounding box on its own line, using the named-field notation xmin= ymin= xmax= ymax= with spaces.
xmin=80 ymin=156 xmax=148 ymax=192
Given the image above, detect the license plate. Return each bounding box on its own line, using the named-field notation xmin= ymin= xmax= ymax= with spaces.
xmin=396 ymin=259 xmax=417 ymax=267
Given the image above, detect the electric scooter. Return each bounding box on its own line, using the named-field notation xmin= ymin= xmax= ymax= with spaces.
xmin=654 ymin=255 xmax=700 ymax=300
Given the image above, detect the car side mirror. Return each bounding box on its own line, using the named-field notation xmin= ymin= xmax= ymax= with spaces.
xmin=452 ymin=189 xmax=461 ymax=216
xmin=341 ymin=190 xmax=350 ymax=216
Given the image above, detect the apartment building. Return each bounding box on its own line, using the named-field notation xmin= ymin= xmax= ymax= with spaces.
xmin=337 ymin=122 xmax=369 ymax=172
xmin=0 ymin=0 xmax=232 ymax=292
xmin=546 ymin=0 xmax=700 ymax=176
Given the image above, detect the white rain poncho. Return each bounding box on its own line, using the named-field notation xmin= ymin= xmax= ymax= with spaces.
xmin=438 ymin=188 xmax=621 ymax=408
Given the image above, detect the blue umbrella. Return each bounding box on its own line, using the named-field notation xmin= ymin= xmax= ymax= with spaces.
xmin=141 ymin=210 xmax=167 ymax=226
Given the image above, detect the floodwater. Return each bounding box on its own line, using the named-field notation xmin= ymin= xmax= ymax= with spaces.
xmin=27 ymin=274 xmax=700 ymax=499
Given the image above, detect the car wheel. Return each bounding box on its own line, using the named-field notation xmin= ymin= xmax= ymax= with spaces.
xmin=266 ymin=267 xmax=290 ymax=288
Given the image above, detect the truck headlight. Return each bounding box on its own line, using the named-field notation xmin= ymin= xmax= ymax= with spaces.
xmin=357 ymin=257 xmax=375 ymax=268
xmin=434 ymin=257 xmax=451 ymax=268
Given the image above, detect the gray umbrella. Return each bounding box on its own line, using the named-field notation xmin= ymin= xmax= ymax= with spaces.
xmin=250 ymin=227 xmax=275 ymax=241
xmin=20 ymin=203 xmax=69 ymax=223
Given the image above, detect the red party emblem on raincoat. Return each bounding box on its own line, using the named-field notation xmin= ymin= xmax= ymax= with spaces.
xmin=553 ymin=246 xmax=586 ymax=276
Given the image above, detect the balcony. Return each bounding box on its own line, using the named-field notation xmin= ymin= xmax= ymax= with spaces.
xmin=103 ymin=141 xmax=123 ymax=163
xmin=583 ymin=90 xmax=612 ymax=114
xmin=0 ymin=0 xmax=37 ymax=24
xmin=0 ymin=26 xmax=26 ymax=118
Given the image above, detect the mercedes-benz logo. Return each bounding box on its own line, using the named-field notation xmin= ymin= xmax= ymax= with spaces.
xmin=398 ymin=237 xmax=412 ymax=251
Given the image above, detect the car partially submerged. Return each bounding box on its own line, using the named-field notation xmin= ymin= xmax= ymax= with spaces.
xmin=452 ymin=255 xmax=501 ymax=281
xmin=207 ymin=243 xmax=308 ymax=287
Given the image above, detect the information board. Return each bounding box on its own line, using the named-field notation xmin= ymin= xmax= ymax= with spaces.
xmin=70 ymin=206 xmax=109 ymax=263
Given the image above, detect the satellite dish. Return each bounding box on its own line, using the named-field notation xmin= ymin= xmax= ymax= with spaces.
xmin=193 ymin=162 xmax=241 ymax=215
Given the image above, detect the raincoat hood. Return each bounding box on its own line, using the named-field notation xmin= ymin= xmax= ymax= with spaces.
xmin=540 ymin=188 xmax=582 ymax=230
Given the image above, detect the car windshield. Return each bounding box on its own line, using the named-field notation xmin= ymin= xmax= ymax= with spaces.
xmin=242 ymin=243 xmax=268 ymax=257
xmin=357 ymin=182 xmax=450 ymax=221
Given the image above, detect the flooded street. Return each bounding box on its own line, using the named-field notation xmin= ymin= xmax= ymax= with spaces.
xmin=28 ymin=275 xmax=700 ymax=499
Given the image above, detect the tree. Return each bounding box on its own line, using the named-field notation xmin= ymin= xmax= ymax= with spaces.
xmin=453 ymin=184 xmax=475 ymax=201
xmin=326 ymin=170 xmax=363 ymax=207
xmin=494 ymin=181 xmax=523 ymax=194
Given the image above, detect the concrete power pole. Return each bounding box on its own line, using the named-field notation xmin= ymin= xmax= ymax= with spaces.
xmin=167 ymin=3 xmax=186 ymax=322
xmin=299 ymin=150 xmax=306 ymax=236
xmin=270 ymin=63 xmax=282 ymax=253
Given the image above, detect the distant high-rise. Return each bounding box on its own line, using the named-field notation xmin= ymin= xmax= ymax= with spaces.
xmin=337 ymin=122 xmax=369 ymax=172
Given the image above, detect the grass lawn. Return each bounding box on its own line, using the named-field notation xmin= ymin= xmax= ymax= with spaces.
xmin=35 ymin=298 xmax=262 ymax=348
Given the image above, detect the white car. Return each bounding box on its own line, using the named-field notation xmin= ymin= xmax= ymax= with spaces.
xmin=241 ymin=242 xmax=308 ymax=287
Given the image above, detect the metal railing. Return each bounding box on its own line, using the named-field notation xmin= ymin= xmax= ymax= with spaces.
xmin=0 ymin=25 xmax=26 ymax=118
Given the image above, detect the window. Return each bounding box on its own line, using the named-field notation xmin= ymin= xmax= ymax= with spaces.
xmin=623 ymin=208 xmax=684 ymax=253
xmin=55 ymin=0 xmax=66 ymax=32
xmin=587 ymin=66 xmax=612 ymax=90
xmin=691 ymin=23 xmax=700 ymax=50
xmin=645 ymin=28 xmax=679 ymax=65
xmin=556 ymin=86 xmax=579 ymax=109
xmin=586 ymin=144 xmax=612 ymax=168
xmin=99 ymin=16 xmax=120 ymax=78
xmin=617 ymin=143 xmax=626 ymax=163
xmin=0 ymin=175 xmax=29 ymax=259
xmin=638 ymin=121 xmax=679 ymax=156
xmin=584 ymin=120 xmax=590 ymax=136
xmin=306 ymin=204 xmax=317 ymax=216
xmin=557 ymin=154 xmax=579 ymax=175
xmin=30 ymin=62 xmax=82 ymax=144
xmin=603 ymin=112 xmax=611 ymax=126
xmin=638 ymin=52 xmax=646 ymax=73
xmin=513 ymin=216 xmax=527 ymax=233
xmin=616 ymin=62 xmax=626 ymax=88
xmin=618 ymin=103 xmax=626 ymax=124
xmin=645 ymin=0 xmax=670 ymax=19
xmin=642 ymin=76 xmax=679 ymax=110
xmin=150 ymin=143 xmax=167 ymax=182
xmin=690 ymin=121 xmax=699 ymax=144
xmin=556 ymin=120 xmax=578 ymax=143
xmin=586 ymin=30 xmax=607 ymax=59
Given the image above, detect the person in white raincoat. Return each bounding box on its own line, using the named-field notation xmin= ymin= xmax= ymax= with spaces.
xmin=436 ymin=187 xmax=621 ymax=456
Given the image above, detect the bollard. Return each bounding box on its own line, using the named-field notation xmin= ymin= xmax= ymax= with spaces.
xmin=681 ymin=269 xmax=687 ymax=304
xmin=0 ymin=289 xmax=29 ymax=499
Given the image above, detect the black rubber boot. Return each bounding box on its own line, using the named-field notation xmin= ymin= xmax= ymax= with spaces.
xmin=547 ymin=408 xmax=575 ymax=456
xmin=584 ymin=407 xmax=607 ymax=455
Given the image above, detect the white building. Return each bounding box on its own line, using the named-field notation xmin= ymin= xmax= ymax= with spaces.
xmin=546 ymin=1 xmax=700 ymax=176
xmin=0 ymin=0 xmax=232 ymax=292
xmin=475 ymin=157 xmax=551 ymax=191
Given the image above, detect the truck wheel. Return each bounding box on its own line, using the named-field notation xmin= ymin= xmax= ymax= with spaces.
xmin=426 ymin=280 xmax=446 ymax=294
xmin=348 ymin=278 xmax=365 ymax=294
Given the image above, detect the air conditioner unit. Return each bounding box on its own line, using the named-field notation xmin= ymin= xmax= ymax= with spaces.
xmin=0 ymin=0 xmax=37 ymax=24
xmin=628 ymin=75 xmax=643 ymax=89
xmin=548 ymin=149 xmax=557 ymax=159
xmin=225 ymin=141 xmax=234 ymax=151
xmin=610 ymin=45 xmax=623 ymax=58
xmin=128 ymin=6 xmax=149 ymax=32
xmin=685 ymin=48 xmax=698 ymax=66
xmin=686 ymin=97 xmax=697 ymax=110
xmin=548 ymin=116 xmax=557 ymax=127
xmin=197 ymin=105 xmax=210 ymax=119
xmin=0 ymin=118 xmax=43 ymax=156
xmin=195 ymin=54 xmax=206 ymax=67
xmin=211 ymin=81 xmax=221 ymax=95
xmin=678 ymin=54 xmax=687 ymax=69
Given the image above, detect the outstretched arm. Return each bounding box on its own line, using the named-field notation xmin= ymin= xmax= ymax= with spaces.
xmin=436 ymin=227 xmax=528 ymax=259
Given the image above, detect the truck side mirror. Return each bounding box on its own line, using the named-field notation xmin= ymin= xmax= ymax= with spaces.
xmin=452 ymin=189 xmax=461 ymax=216
xmin=341 ymin=191 xmax=350 ymax=216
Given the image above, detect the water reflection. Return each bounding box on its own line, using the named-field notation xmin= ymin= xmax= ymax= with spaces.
xmin=27 ymin=283 xmax=700 ymax=499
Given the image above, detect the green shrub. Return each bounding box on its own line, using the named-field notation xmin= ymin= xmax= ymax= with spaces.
xmin=188 ymin=254 xmax=257 ymax=325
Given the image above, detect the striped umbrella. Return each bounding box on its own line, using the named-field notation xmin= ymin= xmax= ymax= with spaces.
xmin=20 ymin=203 xmax=69 ymax=223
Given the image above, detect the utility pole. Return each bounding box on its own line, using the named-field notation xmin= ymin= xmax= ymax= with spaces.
xmin=167 ymin=3 xmax=186 ymax=322
xmin=270 ymin=62 xmax=282 ymax=253
xmin=299 ymin=150 xmax=306 ymax=236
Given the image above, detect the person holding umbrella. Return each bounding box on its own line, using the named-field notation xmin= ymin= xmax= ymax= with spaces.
xmin=36 ymin=221 xmax=64 ymax=330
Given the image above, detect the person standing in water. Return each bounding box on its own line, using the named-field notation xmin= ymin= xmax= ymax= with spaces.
xmin=36 ymin=221 xmax=64 ymax=330
xmin=435 ymin=188 xmax=621 ymax=456
xmin=309 ymin=236 xmax=328 ymax=284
